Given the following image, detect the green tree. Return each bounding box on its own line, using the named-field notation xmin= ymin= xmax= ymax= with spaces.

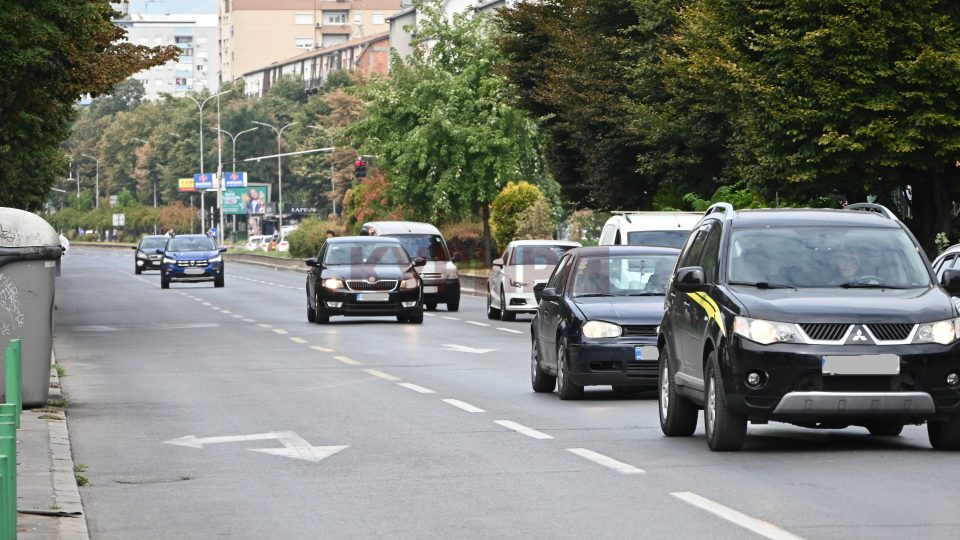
xmin=0 ymin=1 xmax=178 ymax=210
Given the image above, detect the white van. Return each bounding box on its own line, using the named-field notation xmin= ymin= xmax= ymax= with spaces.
xmin=360 ymin=221 xmax=461 ymax=311
xmin=598 ymin=211 xmax=702 ymax=248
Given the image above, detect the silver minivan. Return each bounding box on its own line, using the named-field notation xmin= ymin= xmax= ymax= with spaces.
xmin=360 ymin=221 xmax=461 ymax=311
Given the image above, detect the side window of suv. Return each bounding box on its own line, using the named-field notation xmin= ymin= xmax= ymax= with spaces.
xmin=698 ymin=223 xmax=723 ymax=283
xmin=677 ymin=228 xmax=708 ymax=269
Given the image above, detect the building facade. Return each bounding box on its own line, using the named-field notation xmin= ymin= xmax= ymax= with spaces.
xmin=220 ymin=0 xmax=403 ymax=83
xmin=114 ymin=8 xmax=220 ymax=100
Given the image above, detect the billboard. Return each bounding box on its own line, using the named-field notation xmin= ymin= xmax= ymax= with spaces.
xmin=194 ymin=173 xmax=215 ymax=190
xmin=222 ymin=184 xmax=271 ymax=215
xmin=224 ymin=171 xmax=247 ymax=188
xmin=178 ymin=178 xmax=196 ymax=192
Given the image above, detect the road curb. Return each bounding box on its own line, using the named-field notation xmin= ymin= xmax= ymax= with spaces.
xmin=47 ymin=356 xmax=89 ymax=540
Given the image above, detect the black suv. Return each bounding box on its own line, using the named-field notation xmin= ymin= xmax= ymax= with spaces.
xmin=658 ymin=203 xmax=960 ymax=451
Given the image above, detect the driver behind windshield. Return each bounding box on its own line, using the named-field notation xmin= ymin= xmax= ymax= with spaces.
xmin=573 ymin=258 xmax=610 ymax=295
xmin=829 ymin=250 xmax=862 ymax=284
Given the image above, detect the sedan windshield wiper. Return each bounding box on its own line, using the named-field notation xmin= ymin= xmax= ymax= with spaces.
xmin=628 ymin=292 xmax=663 ymax=296
xmin=728 ymin=280 xmax=795 ymax=290
xmin=837 ymin=282 xmax=910 ymax=289
xmin=574 ymin=293 xmax=616 ymax=298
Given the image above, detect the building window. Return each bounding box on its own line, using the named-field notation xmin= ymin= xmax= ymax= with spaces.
xmin=295 ymin=37 xmax=313 ymax=49
xmin=372 ymin=12 xmax=384 ymax=25
xmin=325 ymin=12 xmax=347 ymax=25
xmin=196 ymin=65 xmax=206 ymax=72
xmin=354 ymin=12 xmax=362 ymax=23
xmin=295 ymin=13 xmax=313 ymax=25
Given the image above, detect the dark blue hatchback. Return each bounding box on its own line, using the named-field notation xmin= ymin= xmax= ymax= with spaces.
xmin=158 ymin=234 xmax=227 ymax=289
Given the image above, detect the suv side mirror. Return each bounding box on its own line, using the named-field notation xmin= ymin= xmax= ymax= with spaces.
xmin=451 ymin=253 xmax=461 ymax=263
xmin=218 ymin=246 xmax=228 ymax=253
xmin=155 ymin=248 xmax=165 ymax=255
xmin=674 ymin=266 xmax=706 ymax=291
xmin=305 ymin=258 xmax=319 ymax=267
xmin=941 ymin=269 xmax=960 ymax=296
xmin=492 ymin=258 xmax=504 ymax=268
xmin=540 ymin=287 xmax=560 ymax=302
xmin=413 ymin=257 xmax=427 ymax=267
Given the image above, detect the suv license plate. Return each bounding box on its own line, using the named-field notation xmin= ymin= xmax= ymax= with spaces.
xmin=184 ymin=268 xmax=205 ymax=275
xmin=822 ymin=354 xmax=900 ymax=375
xmin=634 ymin=346 xmax=659 ymax=361
xmin=357 ymin=293 xmax=389 ymax=302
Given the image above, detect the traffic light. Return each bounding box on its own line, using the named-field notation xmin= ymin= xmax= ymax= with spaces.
xmin=354 ymin=159 xmax=367 ymax=179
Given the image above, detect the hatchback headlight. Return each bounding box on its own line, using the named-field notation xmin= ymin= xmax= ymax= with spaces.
xmin=509 ymin=278 xmax=530 ymax=288
xmin=446 ymin=267 xmax=459 ymax=280
xmin=582 ymin=320 xmax=622 ymax=338
xmin=162 ymin=257 xmax=176 ymax=265
xmin=733 ymin=317 xmax=803 ymax=345
xmin=323 ymin=278 xmax=343 ymax=289
xmin=913 ymin=318 xmax=960 ymax=345
xmin=401 ymin=277 xmax=418 ymax=289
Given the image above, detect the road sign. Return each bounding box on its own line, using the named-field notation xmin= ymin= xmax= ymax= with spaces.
xmin=164 ymin=431 xmax=347 ymax=463
xmin=224 ymin=171 xmax=247 ymax=188
xmin=112 ymin=213 xmax=125 ymax=227
xmin=194 ymin=173 xmax=215 ymax=190
xmin=109 ymin=195 xmax=119 ymax=206
xmin=178 ymin=178 xmax=196 ymax=192
xmin=441 ymin=344 xmax=496 ymax=354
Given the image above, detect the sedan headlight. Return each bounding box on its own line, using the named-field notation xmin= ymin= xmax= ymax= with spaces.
xmin=136 ymin=252 xmax=148 ymax=260
xmin=582 ymin=320 xmax=622 ymax=338
xmin=733 ymin=316 xmax=803 ymax=345
xmin=913 ymin=318 xmax=960 ymax=345
xmin=323 ymin=278 xmax=343 ymax=289
xmin=509 ymin=278 xmax=530 ymax=288
xmin=162 ymin=257 xmax=176 ymax=265
xmin=401 ymin=277 xmax=418 ymax=289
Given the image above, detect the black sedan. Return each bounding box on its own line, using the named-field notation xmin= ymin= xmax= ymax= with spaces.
xmin=132 ymin=235 xmax=168 ymax=274
xmin=530 ymin=246 xmax=680 ymax=399
xmin=305 ymin=236 xmax=426 ymax=324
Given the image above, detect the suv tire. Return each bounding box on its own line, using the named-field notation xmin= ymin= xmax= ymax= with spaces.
xmin=214 ymin=273 xmax=224 ymax=288
xmin=447 ymin=299 xmax=460 ymax=312
xmin=530 ymin=337 xmax=556 ymax=393
xmin=659 ymin=348 xmax=698 ymax=437
xmin=160 ymin=275 xmax=170 ymax=289
xmin=704 ymin=351 xmax=747 ymax=451
xmin=867 ymin=424 xmax=904 ymax=437
xmin=556 ymin=340 xmax=583 ymax=400
xmin=928 ymin=417 xmax=960 ymax=450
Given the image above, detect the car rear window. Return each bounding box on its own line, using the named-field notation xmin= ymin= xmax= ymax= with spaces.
xmin=627 ymin=230 xmax=691 ymax=248
xmin=509 ymin=245 xmax=573 ymax=266
xmin=140 ymin=237 xmax=167 ymax=249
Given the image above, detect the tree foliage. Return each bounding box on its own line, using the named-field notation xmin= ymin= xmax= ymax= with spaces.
xmin=490 ymin=181 xmax=545 ymax=250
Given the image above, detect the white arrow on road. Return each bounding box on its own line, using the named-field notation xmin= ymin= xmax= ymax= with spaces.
xmin=164 ymin=431 xmax=347 ymax=463
xmin=441 ymin=343 xmax=496 ymax=354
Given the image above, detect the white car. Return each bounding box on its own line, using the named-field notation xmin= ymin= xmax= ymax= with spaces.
xmin=276 ymin=225 xmax=299 ymax=253
xmin=487 ymin=240 xmax=581 ymax=321
xmin=598 ymin=211 xmax=701 ymax=248
xmin=243 ymin=235 xmax=267 ymax=251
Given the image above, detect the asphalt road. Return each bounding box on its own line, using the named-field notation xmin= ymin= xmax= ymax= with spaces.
xmin=54 ymin=248 xmax=960 ymax=539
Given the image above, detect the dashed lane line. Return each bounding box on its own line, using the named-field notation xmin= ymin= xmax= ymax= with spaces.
xmin=272 ymin=328 xmax=289 ymax=335
xmin=670 ymin=492 xmax=805 ymax=540
xmin=232 ymin=314 xmax=243 ymax=319
xmin=334 ymin=356 xmax=361 ymax=365
xmin=440 ymin=316 xmax=461 ymax=321
xmin=424 ymin=313 xmax=436 ymax=317
xmin=442 ymin=399 xmax=485 ymax=413
xmin=397 ymin=383 xmax=434 ymax=394
xmin=243 ymin=319 xmax=256 ymax=323
xmin=257 ymin=323 xmax=273 ymax=328
xmin=567 ymin=448 xmax=644 ymax=475
xmin=202 ymin=302 xmax=212 ymax=306
xmin=495 ymin=420 xmax=552 ymax=440
xmin=311 ymin=346 xmax=333 ymax=353
xmin=465 ymin=321 xmax=490 ymax=327
xmin=364 ymin=369 xmax=401 ymax=381
xmin=290 ymin=337 xmax=308 ymax=344
xmin=221 ymin=309 xmax=233 ymax=314
xmin=497 ymin=327 xmax=524 ymax=334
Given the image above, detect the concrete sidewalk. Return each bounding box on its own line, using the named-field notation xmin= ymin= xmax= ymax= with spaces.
xmin=15 ymin=357 xmax=88 ymax=539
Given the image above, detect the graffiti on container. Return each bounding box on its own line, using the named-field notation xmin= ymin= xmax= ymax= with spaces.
xmin=0 ymin=274 xmax=23 ymax=335
xmin=0 ymin=225 xmax=14 ymax=243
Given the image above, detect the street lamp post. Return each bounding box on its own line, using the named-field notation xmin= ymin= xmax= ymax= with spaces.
xmin=80 ymin=153 xmax=100 ymax=208
xmin=252 ymin=120 xmax=298 ymax=230
xmin=216 ymin=126 xmax=258 ymax=243
xmin=67 ymin=154 xmax=78 ymax=199
xmin=186 ymin=90 xmax=231 ymax=235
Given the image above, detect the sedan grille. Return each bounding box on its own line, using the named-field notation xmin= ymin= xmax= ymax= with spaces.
xmin=867 ymin=323 xmax=914 ymax=341
xmin=622 ymin=325 xmax=658 ymax=337
xmin=799 ymin=323 xmax=849 ymax=341
xmin=345 ymin=280 xmax=398 ymax=292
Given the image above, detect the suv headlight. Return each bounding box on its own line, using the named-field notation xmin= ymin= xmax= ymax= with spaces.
xmin=582 ymin=320 xmax=622 ymax=338
xmin=323 ymin=278 xmax=343 ymax=289
xmin=209 ymin=255 xmax=222 ymax=263
xmin=162 ymin=257 xmax=176 ymax=265
xmin=401 ymin=276 xmax=418 ymax=289
xmin=913 ymin=318 xmax=960 ymax=345
xmin=733 ymin=316 xmax=803 ymax=345
xmin=136 ymin=252 xmax=148 ymax=260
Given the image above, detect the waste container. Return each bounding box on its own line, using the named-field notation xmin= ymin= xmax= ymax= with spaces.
xmin=0 ymin=208 xmax=63 ymax=407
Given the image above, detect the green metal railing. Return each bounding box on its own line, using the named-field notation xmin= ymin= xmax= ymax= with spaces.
xmin=0 ymin=339 xmax=22 ymax=540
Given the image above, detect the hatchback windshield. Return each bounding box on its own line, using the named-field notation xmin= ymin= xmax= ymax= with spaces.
xmin=572 ymin=254 xmax=678 ymax=296
xmin=168 ymin=236 xmax=216 ymax=251
xmin=324 ymin=242 xmax=411 ymax=266
xmin=509 ymin=245 xmax=573 ymax=266
xmin=627 ymin=230 xmax=691 ymax=248
xmin=387 ymin=234 xmax=449 ymax=261
xmin=727 ymin=227 xmax=931 ymax=288
xmin=140 ymin=237 xmax=167 ymax=250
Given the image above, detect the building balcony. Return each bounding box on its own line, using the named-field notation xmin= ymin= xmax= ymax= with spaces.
xmin=316 ymin=23 xmax=351 ymax=35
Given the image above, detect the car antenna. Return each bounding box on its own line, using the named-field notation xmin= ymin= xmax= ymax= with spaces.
xmin=674 ymin=213 xmax=681 ymax=228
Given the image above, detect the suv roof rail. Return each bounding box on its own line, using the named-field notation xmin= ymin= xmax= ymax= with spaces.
xmin=705 ymin=202 xmax=735 ymax=219
xmin=845 ymin=203 xmax=898 ymax=220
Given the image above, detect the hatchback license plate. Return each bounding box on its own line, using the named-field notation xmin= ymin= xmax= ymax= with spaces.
xmin=357 ymin=293 xmax=389 ymax=302
xmin=634 ymin=346 xmax=659 ymax=361
xmin=822 ymin=354 xmax=899 ymax=375
xmin=423 ymin=286 xmax=438 ymax=294
xmin=183 ymin=268 xmax=205 ymax=275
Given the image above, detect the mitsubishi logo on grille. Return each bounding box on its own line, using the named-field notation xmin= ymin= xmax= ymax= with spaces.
xmin=845 ymin=325 xmax=873 ymax=345
xmin=852 ymin=329 xmax=867 ymax=341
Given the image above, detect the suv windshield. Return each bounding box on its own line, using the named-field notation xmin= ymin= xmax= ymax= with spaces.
xmin=388 ymin=234 xmax=449 ymax=261
xmin=324 ymin=242 xmax=411 ymax=265
xmin=627 ymin=230 xmax=690 ymax=248
xmin=727 ymin=226 xmax=931 ymax=288
xmin=140 ymin=237 xmax=167 ymax=250
xmin=509 ymin=245 xmax=572 ymax=266
xmin=168 ymin=236 xmax=216 ymax=251
xmin=572 ymin=254 xmax=678 ymax=297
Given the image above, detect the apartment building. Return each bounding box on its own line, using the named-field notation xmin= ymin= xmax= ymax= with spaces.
xmin=114 ymin=9 xmax=221 ymax=100
xmin=219 ymin=0 xmax=403 ymax=83
xmin=387 ymin=0 xmax=517 ymax=63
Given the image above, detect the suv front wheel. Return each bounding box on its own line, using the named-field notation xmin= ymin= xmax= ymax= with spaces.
xmin=928 ymin=417 xmax=960 ymax=450
xmin=659 ymin=347 xmax=698 ymax=436
xmin=704 ymin=351 xmax=747 ymax=451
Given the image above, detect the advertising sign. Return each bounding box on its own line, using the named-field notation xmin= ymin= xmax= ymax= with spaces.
xmin=178 ymin=178 xmax=196 ymax=192
xmin=194 ymin=173 xmax=215 ymax=190
xmin=112 ymin=213 xmax=125 ymax=227
xmin=224 ymin=171 xmax=247 ymax=188
xmin=222 ymin=184 xmax=271 ymax=215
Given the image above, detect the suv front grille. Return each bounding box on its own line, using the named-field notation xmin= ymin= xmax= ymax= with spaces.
xmin=800 ymin=323 xmax=848 ymax=341
xmin=345 ymin=280 xmax=398 ymax=292
xmin=622 ymin=325 xmax=657 ymax=337
xmin=867 ymin=323 xmax=914 ymax=341
xmin=176 ymin=259 xmax=208 ymax=267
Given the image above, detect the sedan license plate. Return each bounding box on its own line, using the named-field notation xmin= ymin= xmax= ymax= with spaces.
xmin=634 ymin=346 xmax=659 ymax=361
xmin=183 ymin=268 xmax=205 ymax=275
xmin=423 ymin=286 xmax=438 ymax=294
xmin=822 ymin=354 xmax=899 ymax=375
xmin=356 ymin=292 xmax=389 ymax=302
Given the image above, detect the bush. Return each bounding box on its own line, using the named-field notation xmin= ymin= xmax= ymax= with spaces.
xmin=515 ymin=198 xmax=556 ymax=240
xmin=490 ymin=181 xmax=544 ymax=251
xmin=565 ymin=209 xmax=605 ymax=245
xmin=288 ymin=217 xmax=343 ymax=258
xmin=441 ymin=220 xmax=483 ymax=263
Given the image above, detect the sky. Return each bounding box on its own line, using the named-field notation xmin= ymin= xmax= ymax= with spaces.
xmin=125 ymin=0 xmax=218 ymax=15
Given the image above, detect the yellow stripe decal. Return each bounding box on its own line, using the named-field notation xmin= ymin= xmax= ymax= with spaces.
xmin=686 ymin=292 xmax=727 ymax=337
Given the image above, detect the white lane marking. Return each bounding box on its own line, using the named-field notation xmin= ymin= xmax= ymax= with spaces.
xmin=442 ymin=399 xmax=485 ymax=413
xmin=364 ymin=369 xmax=401 ymax=381
xmin=567 ymin=448 xmax=645 ymax=475
xmin=290 ymin=337 xmax=308 ymax=344
xmin=334 ymin=356 xmax=361 ymax=365
xmin=670 ymin=492 xmax=805 ymax=540
xmin=441 ymin=344 xmax=495 ymax=354
xmin=495 ymin=420 xmax=552 ymax=440
xmin=243 ymin=319 xmax=256 ymax=323
xmin=497 ymin=327 xmax=523 ymax=334
xmin=398 ymin=383 xmax=434 ymax=394
xmin=257 ymin=323 xmax=273 ymax=328
xmin=272 ymin=328 xmax=289 ymax=335
xmin=202 ymin=302 xmax=212 ymax=306
xmin=424 ymin=313 xmax=436 ymax=317
xmin=311 ymin=346 xmax=333 ymax=353
xmin=232 ymin=314 xmax=243 ymax=319
xmin=465 ymin=321 xmax=490 ymax=327
xmin=440 ymin=316 xmax=461 ymax=321
xmin=221 ymin=309 xmax=233 ymax=314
